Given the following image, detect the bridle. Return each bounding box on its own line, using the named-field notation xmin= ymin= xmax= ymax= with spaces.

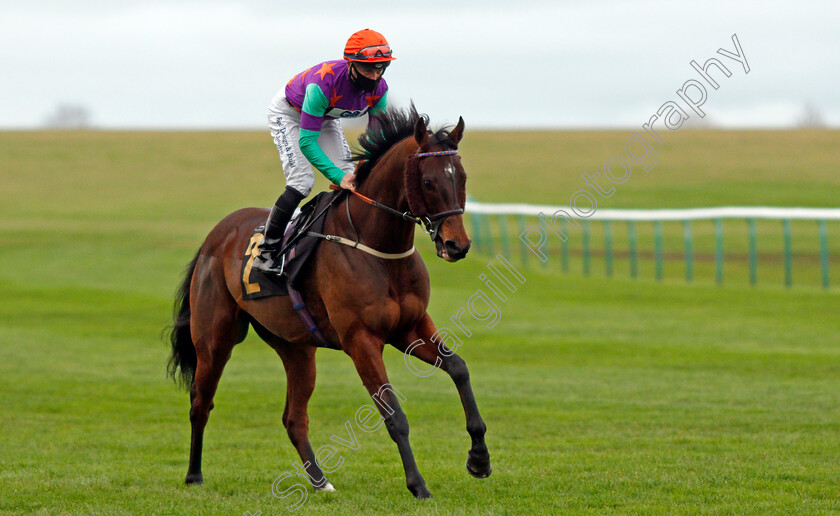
xmin=344 ymin=149 xmax=464 ymax=242
xmin=306 ymin=148 xmax=465 ymax=261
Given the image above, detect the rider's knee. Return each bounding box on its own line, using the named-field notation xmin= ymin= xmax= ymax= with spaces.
xmin=288 ymin=177 xmax=313 ymax=197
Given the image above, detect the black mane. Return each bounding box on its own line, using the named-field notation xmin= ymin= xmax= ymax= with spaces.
xmin=352 ymin=103 xmax=458 ymax=186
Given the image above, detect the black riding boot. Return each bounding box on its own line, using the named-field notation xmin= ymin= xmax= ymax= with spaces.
xmin=252 ymin=186 xmax=305 ymax=274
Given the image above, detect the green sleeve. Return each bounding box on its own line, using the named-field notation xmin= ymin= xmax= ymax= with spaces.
xmin=299 ymin=83 xmax=346 ymax=185
xmin=301 ymin=83 xmax=330 ymax=117
xmin=369 ymin=90 xmax=389 ymax=118
xmin=299 ymin=130 xmax=347 ymax=185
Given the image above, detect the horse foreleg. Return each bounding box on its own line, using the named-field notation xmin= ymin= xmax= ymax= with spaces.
xmin=346 ymin=332 xmax=431 ymax=499
xmin=275 ymin=345 xmax=334 ymax=492
xmin=396 ymin=314 xmax=492 ymax=478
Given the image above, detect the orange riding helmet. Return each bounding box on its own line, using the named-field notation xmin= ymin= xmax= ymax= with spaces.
xmin=343 ymin=29 xmax=396 ymax=63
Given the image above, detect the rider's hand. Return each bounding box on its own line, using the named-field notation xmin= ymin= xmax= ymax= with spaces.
xmin=340 ymin=173 xmax=357 ymax=191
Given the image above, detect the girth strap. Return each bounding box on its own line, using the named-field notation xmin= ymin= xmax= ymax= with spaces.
xmin=287 ymin=283 xmax=331 ymax=347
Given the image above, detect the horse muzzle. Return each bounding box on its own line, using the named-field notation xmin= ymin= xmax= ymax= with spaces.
xmin=435 ymin=235 xmax=471 ymax=262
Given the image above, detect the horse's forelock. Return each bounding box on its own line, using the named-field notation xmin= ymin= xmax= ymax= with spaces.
xmin=429 ymin=128 xmax=458 ymax=151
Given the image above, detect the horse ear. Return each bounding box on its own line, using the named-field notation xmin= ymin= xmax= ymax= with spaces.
xmin=450 ymin=116 xmax=465 ymax=144
xmin=414 ymin=117 xmax=429 ymax=147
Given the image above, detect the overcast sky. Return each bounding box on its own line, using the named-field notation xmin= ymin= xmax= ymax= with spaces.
xmin=1 ymin=1 xmax=838 ymax=129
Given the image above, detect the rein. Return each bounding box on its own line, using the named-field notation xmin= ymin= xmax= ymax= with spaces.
xmin=331 ymin=149 xmax=464 ymax=239
xmin=312 ymin=187 xmax=419 ymax=259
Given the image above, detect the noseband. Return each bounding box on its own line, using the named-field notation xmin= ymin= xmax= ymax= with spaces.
xmin=345 ymin=149 xmax=465 ymax=242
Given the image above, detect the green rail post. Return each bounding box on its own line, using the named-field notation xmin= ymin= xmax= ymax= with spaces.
xmin=819 ymin=220 xmax=829 ymax=289
xmin=481 ymin=214 xmax=494 ymax=255
xmin=604 ymin=220 xmax=613 ymax=277
xmin=748 ymin=218 xmax=757 ymax=287
xmin=498 ymin=214 xmax=510 ymax=259
xmin=561 ymin=219 xmax=569 ymax=273
xmin=715 ymin=218 xmax=724 ymax=285
xmin=683 ymin=220 xmax=693 ymax=283
xmin=517 ymin=214 xmax=528 ymax=267
xmin=628 ymin=221 xmax=638 ymax=279
xmin=582 ymin=219 xmax=590 ymax=276
xmin=470 ymin=213 xmax=482 ymax=254
xmin=654 ymin=220 xmax=663 ymax=281
xmin=783 ymin=219 xmax=793 ymax=288
xmin=538 ymin=216 xmax=549 ymax=270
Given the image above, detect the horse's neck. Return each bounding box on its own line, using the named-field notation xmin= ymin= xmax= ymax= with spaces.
xmin=346 ymin=139 xmax=417 ymax=253
xmin=359 ymin=139 xmax=414 ymax=208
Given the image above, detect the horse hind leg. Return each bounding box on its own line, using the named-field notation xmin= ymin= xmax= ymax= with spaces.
xmin=254 ymin=322 xmax=334 ymax=492
xmin=184 ymin=272 xmax=248 ymax=485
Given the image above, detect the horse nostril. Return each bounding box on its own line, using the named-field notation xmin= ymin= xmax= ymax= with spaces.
xmin=445 ymin=240 xmax=464 ymax=258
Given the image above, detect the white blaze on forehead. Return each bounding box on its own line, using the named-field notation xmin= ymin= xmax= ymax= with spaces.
xmin=445 ymin=163 xmax=455 ymax=176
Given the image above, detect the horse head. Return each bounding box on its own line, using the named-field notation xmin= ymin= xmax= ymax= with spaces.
xmin=405 ymin=116 xmax=471 ymax=262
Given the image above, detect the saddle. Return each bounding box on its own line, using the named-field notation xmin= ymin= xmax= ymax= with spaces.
xmin=240 ymin=190 xmax=337 ymax=301
xmin=239 ymin=191 xmax=343 ymax=349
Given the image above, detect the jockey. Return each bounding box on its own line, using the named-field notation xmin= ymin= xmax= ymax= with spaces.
xmin=252 ymin=28 xmax=395 ymax=274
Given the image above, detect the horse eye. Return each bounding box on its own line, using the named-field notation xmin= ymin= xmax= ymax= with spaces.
xmin=423 ymin=179 xmax=433 ymax=188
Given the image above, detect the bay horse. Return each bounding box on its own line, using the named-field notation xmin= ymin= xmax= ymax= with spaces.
xmin=167 ymin=106 xmax=492 ymax=499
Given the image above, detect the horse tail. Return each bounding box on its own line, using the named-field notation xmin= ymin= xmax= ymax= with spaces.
xmin=167 ymin=247 xmax=201 ymax=389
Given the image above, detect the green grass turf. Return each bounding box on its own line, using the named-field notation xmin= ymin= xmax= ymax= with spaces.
xmin=1 ymin=130 xmax=839 ymax=514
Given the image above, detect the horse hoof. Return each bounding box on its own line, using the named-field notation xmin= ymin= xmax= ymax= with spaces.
xmin=409 ymin=484 xmax=432 ymax=499
xmin=466 ymin=457 xmax=492 ymax=478
xmin=185 ymin=473 xmax=204 ymax=485
xmin=316 ymin=482 xmax=336 ymax=492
